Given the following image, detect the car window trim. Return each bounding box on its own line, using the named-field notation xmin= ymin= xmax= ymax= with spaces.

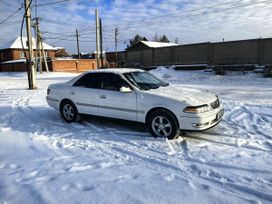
xmin=73 ymin=72 xmax=136 ymax=92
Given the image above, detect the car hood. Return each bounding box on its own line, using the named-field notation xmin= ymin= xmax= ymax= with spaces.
xmin=144 ymin=84 xmax=217 ymax=105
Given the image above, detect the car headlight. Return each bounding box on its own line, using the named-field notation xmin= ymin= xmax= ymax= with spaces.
xmin=183 ymin=105 xmax=212 ymax=113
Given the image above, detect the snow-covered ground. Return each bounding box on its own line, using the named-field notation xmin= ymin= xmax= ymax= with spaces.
xmin=0 ymin=68 xmax=271 ymax=204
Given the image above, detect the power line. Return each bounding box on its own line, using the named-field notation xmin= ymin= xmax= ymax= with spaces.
xmin=42 ymin=30 xmax=110 ymax=39
xmin=0 ymin=20 xmax=22 ymax=25
xmin=0 ymin=5 xmax=23 ymax=25
xmin=122 ymin=1 xmax=271 ymax=31
xmin=44 ymin=37 xmax=112 ymax=42
xmin=42 ymin=31 xmax=75 ymax=37
xmin=102 ymin=1 xmax=272 ymax=48
xmin=36 ymin=0 xmax=92 ymax=7
xmin=36 ymin=0 xmax=69 ymax=7
xmin=104 ymin=0 xmax=272 ymax=31
xmin=44 ymin=36 xmax=112 ymax=42
xmin=40 ymin=17 xmax=89 ymax=29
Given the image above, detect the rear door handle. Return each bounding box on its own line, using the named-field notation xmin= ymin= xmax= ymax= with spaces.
xmin=100 ymin=95 xmax=106 ymax=99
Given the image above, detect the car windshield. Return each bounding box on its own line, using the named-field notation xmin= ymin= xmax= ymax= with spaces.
xmin=123 ymin=71 xmax=169 ymax=90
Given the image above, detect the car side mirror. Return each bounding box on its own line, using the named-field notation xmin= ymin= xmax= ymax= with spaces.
xmin=120 ymin=86 xmax=132 ymax=93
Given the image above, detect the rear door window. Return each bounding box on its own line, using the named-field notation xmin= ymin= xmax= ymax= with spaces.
xmin=73 ymin=73 xmax=101 ymax=89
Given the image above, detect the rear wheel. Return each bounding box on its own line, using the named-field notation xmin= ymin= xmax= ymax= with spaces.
xmin=148 ymin=110 xmax=180 ymax=139
xmin=60 ymin=100 xmax=79 ymax=123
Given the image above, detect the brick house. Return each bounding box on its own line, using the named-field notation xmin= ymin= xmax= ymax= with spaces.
xmin=0 ymin=36 xmax=57 ymax=71
xmin=0 ymin=36 xmax=57 ymax=62
xmin=0 ymin=37 xmax=98 ymax=72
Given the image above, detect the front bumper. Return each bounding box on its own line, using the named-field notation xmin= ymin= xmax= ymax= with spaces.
xmin=179 ymin=104 xmax=224 ymax=131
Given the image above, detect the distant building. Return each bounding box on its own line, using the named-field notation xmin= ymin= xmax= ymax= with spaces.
xmin=103 ymin=41 xmax=178 ymax=67
xmin=72 ymin=52 xmax=92 ymax=59
xmin=0 ymin=36 xmax=57 ymax=62
xmin=105 ymin=51 xmax=126 ymax=67
xmin=0 ymin=37 xmax=98 ymax=72
xmin=91 ymin=51 xmax=106 ymax=59
xmin=54 ymin=47 xmax=69 ymax=58
xmin=126 ymin=41 xmax=178 ymax=51
xmin=125 ymin=41 xmax=178 ymax=67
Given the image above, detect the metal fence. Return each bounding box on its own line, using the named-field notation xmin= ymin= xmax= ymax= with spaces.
xmin=124 ymin=38 xmax=272 ymax=67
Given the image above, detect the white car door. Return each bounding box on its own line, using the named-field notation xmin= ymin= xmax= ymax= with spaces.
xmin=71 ymin=73 xmax=101 ymax=115
xmin=98 ymin=73 xmax=137 ymax=121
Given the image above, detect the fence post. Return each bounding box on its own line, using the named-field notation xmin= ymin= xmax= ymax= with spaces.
xmin=259 ymin=38 xmax=263 ymax=66
xmin=170 ymin=46 xmax=174 ymax=66
xmin=152 ymin=48 xmax=155 ymax=66
xmin=208 ymin=42 xmax=214 ymax=66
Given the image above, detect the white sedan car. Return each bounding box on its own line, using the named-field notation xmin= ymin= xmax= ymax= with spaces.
xmin=46 ymin=68 xmax=224 ymax=139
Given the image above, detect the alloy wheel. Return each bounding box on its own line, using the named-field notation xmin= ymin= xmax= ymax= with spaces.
xmin=151 ymin=116 xmax=172 ymax=137
xmin=62 ymin=104 xmax=75 ymax=121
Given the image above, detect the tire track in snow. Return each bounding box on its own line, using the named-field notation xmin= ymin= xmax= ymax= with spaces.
xmin=19 ymin=103 xmax=272 ymax=203
xmin=174 ymin=140 xmax=272 ymax=203
xmin=107 ymin=137 xmax=272 ymax=203
xmin=41 ymin=126 xmax=271 ymax=203
xmin=224 ymin=102 xmax=272 ymax=138
xmin=186 ymin=133 xmax=271 ymax=153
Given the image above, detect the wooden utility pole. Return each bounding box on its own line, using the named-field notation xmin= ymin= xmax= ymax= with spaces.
xmin=38 ymin=32 xmax=43 ymax=73
xmin=115 ymin=27 xmax=119 ymax=67
xmin=33 ymin=17 xmax=49 ymax=73
xmin=40 ymin=38 xmax=49 ymax=72
xmin=76 ymin=29 xmax=80 ymax=59
xmin=33 ymin=17 xmax=42 ymax=73
xmin=34 ymin=18 xmax=38 ymax=73
xmin=95 ymin=9 xmax=100 ymax=69
xmin=38 ymin=32 xmax=42 ymax=73
xmin=99 ymin=18 xmax=104 ymax=68
xmin=25 ymin=0 xmax=36 ymax=89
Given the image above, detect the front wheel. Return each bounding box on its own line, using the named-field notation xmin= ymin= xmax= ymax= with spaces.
xmin=148 ymin=110 xmax=180 ymax=140
xmin=60 ymin=101 xmax=79 ymax=123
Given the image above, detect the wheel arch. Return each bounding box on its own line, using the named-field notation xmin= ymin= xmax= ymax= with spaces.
xmin=59 ymin=98 xmax=77 ymax=110
xmin=145 ymin=107 xmax=179 ymax=128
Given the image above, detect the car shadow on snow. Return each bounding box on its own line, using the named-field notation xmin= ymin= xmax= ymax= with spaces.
xmin=0 ymin=105 xmax=155 ymax=142
xmin=79 ymin=114 xmax=153 ymax=140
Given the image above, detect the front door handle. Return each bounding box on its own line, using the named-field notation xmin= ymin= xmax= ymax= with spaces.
xmin=100 ymin=95 xmax=106 ymax=99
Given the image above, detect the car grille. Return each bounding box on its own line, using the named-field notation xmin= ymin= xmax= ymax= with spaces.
xmin=210 ymin=99 xmax=220 ymax=109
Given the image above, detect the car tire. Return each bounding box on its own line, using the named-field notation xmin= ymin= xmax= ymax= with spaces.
xmin=147 ymin=109 xmax=180 ymax=140
xmin=60 ymin=100 xmax=80 ymax=123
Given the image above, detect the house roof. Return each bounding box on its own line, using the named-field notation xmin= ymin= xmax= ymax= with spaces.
xmin=140 ymin=41 xmax=178 ymax=48
xmin=53 ymin=46 xmax=65 ymax=50
xmin=126 ymin=41 xmax=178 ymax=50
xmin=0 ymin=36 xmax=57 ymax=50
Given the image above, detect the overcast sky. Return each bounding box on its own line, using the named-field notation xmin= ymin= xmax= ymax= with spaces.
xmin=0 ymin=0 xmax=272 ymax=54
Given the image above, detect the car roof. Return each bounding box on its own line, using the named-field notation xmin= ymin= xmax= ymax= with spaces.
xmin=85 ymin=68 xmax=144 ymax=74
xmin=66 ymin=68 xmax=145 ymax=86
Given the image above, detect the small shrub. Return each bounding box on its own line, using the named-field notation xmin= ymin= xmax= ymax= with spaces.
xmin=214 ymin=66 xmax=226 ymax=75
